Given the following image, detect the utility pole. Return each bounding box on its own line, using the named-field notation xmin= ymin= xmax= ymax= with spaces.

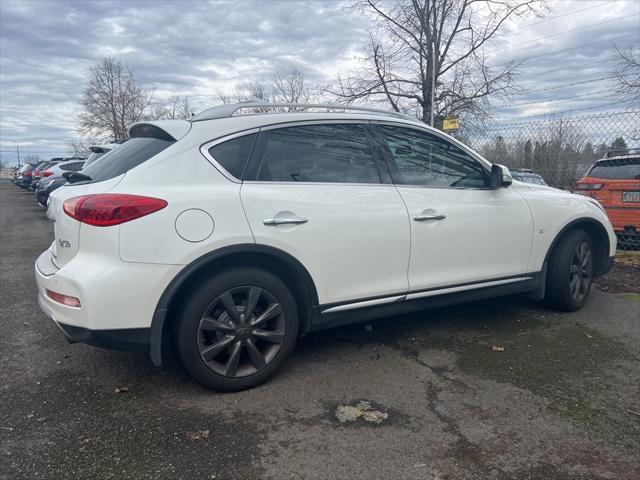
xmin=430 ymin=44 xmax=436 ymax=128
xmin=16 ymin=146 xmax=21 ymax=167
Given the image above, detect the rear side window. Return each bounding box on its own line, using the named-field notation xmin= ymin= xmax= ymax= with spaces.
xmin=208 ymin=133 xmax=257 ymax=180
xmin=81 ymin=137 xmax=174 ymax=183
xmin=253 ymin=124 xmax=381 ymax=183
xmin=588 ymin=158 xmax=640 ymax=180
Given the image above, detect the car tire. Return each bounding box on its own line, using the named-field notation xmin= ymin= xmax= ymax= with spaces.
xmin=173 ymin=267 xmax=299 ymax=392
xmin=544 ymin=229 xmax=594 ymax=311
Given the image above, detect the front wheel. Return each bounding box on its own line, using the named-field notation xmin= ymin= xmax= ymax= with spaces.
xmin=173 ymin=267 xmax=299 ymax=391
xmin=544 ymin=229 xmax=594 ymax=311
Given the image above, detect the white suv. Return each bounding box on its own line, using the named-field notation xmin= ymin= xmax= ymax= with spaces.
xmin=35 ymin=102 xmax=615 ymax=391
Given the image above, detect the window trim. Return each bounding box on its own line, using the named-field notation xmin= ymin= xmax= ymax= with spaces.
xmin=199 ymin=128 xmax=261 ymax=183
xmin=244 ymin=120 xmax=393 ymax=185
xmin=369 ymin=121 xmax=494 ymax=190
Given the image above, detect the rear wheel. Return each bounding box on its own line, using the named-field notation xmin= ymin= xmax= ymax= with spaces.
xmin=544 ymin=229 xmax=594 ymax=311
xmin=173 ymin=267 xmax=299 ymax=391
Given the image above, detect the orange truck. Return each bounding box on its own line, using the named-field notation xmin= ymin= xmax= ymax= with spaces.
xmin=576 ymin=149 xmax=640 ymax=248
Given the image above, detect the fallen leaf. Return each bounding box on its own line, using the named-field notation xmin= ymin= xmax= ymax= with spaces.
xmin=335 ymin=401 xmax=388 ymax=424
xmin=186 ymin=430 xmax=210 ymax=441
xmin=114 ymin=387 xmax=129 ymax=393
xmin=491 ymin=345 xmax=505 ymax=352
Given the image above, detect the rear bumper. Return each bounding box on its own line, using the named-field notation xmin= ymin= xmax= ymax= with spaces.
xmin=37 ymin=293 xmax=149 ymax=352
xmin=34 ymin=245 xmax=180 ymax=354
xmin=604 ymin=206 xmax=640 ymax=232
xmin=36 ymin=191 xmax=49 ymax=207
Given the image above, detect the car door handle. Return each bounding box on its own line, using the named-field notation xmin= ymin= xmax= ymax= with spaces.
xmin=263 ymin=216 xmax=308 ymax=226
xmin=413 ymin=211 xmax=446 ymax=221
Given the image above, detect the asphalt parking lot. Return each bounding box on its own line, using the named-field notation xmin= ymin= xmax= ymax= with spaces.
xmin=1 ymin=183 xmax=639 ymax=480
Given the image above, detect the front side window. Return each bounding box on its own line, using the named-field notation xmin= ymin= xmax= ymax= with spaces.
xmin=254 ymin=124 xmax=381 ymax=184
xmin=378 ymin=125 xmax=489 ymax=188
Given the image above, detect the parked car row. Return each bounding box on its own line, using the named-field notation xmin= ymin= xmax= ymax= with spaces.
xmin=11 ymin=143 xmax=120 ymax=207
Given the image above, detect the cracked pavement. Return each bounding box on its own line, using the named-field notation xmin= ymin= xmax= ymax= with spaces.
xmin=1 ymin=184 xmax=639 ymax=479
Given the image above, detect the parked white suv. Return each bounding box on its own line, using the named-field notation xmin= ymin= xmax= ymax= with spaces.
xmin=35 ymin=102 xmax=615 ymax=391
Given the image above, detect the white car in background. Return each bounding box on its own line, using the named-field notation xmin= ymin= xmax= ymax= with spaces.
xmin=40 ymin=158 xmax=86 ymax=178
xmin=35 ymin=102 xmax=615 ymax=391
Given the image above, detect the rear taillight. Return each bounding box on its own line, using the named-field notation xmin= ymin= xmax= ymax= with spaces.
xmin=24 ymin=171 xmax=32 ymax=177
xmin=43 ymin=171 xmax=54 ymax=177
xmin=63 ymin=194 xmax=168 ymax=227
xmin=576 ymin=183 xmax=603 ymax=190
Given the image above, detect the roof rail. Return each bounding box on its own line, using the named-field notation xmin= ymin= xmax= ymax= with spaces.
xmin=605 ymin=147 xmax=640 ymax=158
xmin=191 ymin=101 xmax=415 ymax=122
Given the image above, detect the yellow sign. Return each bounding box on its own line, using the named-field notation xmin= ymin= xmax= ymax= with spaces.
xmin=442 ymin=117 xmax=459 ymax=131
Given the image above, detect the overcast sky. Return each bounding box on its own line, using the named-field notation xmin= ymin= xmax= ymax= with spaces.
xmin=1 ymin=0 xmax=639 ymax=164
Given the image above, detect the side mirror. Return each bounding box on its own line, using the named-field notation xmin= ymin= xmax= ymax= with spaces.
xmin=490 ymin=164 xmax=513 ymax=189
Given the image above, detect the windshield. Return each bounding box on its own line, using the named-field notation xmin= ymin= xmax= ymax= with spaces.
xmin=589 ymin=158 xmax=640 ymax=180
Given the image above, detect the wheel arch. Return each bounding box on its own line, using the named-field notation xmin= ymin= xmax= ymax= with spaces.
xmin=544 ymin=217 xmax=612 ymax=277
xmin=149 ymin=244 xmax=319 ymax=366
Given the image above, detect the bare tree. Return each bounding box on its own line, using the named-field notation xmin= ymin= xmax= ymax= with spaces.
xmin=78 ymin=57 xmax=151 ymax=141
xmin=68 ymin=139 xmax=96 ymax=158
xmin=215 ymin=65 xmax=311 ymax=110
xmin=614 ymin=45 xmax=640 ymax=108
xmin=215 ymin=81 xmax=271 ymax=105
xmin=327 ymin=0 xmax=545 ymax=125
xmin=151 ymin=95 xmax=194 ymax=119
xmin=272 ymin=64 xmax=309 ymax=104
xmin=23 ymin=154 xmax=41 ymax=164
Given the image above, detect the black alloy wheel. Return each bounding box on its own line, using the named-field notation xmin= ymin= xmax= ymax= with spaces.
xmin=174 ymin=267 xmax=298 ymax=391
xmin=197 ymin=286 xmax=285 ymax=378
xmin=568 ymin=240 xmax=593 ymax=304
xmin=544 ymin=229 xmax=595 ymax=311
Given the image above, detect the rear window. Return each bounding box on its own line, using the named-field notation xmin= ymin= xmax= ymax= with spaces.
xmin=84 ymin=151 xmax=108 ymax=168
xmin=589 ymin=158 xmax=640 ymax=180
xmin=60 ymin=161 xmax=85 ymax=172
xmin=80 ymin=136 xmax=174 ymax=183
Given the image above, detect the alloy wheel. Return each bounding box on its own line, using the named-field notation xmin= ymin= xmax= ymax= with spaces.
xmin=569 ymin=241 xmax=593 ymax=303
xmin=197 ymin=286 xmax=285 ymax=378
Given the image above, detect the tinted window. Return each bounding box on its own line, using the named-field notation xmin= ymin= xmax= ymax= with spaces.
xmin=378 ymin=126 xmax=488 ymax=188
xmin=208 ymin=133 xmax=256 ymax=180
xmin=60 ymin=162 xmax=85 ymax=172
xmin=589 ymin=158 xmax=640 ymax=180
xmin=84 ymin=151 xmax=107 ymax=168
xmin=81 ymin=137 xmax=174 ymax=183
xmin=254 ymin=124 xmax=380 ymax=183
xmin=34 ymin=162 xmax=49 ymax=173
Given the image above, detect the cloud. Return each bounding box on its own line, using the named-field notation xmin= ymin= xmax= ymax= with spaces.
xmin=1 ymin=0 xmax=638 ymax=164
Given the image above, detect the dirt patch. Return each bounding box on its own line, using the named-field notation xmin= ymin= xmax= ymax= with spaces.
xmin=417 ymin=315 xmax=639 ymax=450
xmin=596 ymin=253 xmax=640 ymax=293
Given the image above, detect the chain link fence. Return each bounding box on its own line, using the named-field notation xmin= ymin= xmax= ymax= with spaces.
xmin=457 ymin=110 xmax=640 ymax=249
